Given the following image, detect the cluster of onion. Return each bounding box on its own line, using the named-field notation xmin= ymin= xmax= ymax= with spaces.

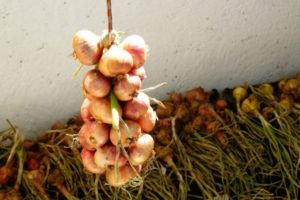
xmin=73 ymin=30 xmax=156 ymax=187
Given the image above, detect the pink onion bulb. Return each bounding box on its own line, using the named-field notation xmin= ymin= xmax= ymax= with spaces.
xmin=83 ymin=69 xmax=111 ymax=98
xmin=121 ymin=35 xmax=148 ymax=68
xmin=123 ymin=92 xmax=150 ymax=120
xmin=113 ymin=74 xmax=142 ymax=101
xmin=94 ymin=144 xmax=127 ymax=169
xmin=129 ymin=134 xmax=154 ymax=165
xmin=72 ymin=30 xmax=103 ymax=65
xmin=110 ymin=120 xmax=141 ymax=147
xmin=90 ymin=97 xmax=122 ymax=124
xmin=79 ymin=122 xmax=109 ymax=149
xmin=81 ymin=148 xmax=105 ymax=174
xmin=80 ymin=98 xmax=94 ymax=124
xmin=137 ymin=106 xmax=157 ymax=132
xmin=98 ymin=45 xmax=133 ymax=77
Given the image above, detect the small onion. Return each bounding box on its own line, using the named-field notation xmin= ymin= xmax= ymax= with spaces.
xmin=114 ymin=74 xmax=142 ymax=101
xmin=94 ymin=144 xmax=127 ymax=169
xmin=137 ymin=106 xmax=157 ymax=132
xmin=129 ymin=134 xmax=154 ymax=165
xmin=79 ymin=130 xmax=94 ymax=151
xmin=73 ymin=30 xmax=103 ymax=65
xmin=110 ymin=120 xmax=141 ymax=147
xmin=233 ymin=87 xmax=247 ymax=104
xmin=121 ymin=35 xmax=148 ymax=68
xmin=79 ymin=122 xmax=109 ymax=149
xmin=80 ymin=98 xmax=94 ymax=124
xmin=105 ymin=164 xmax=141 ymax=187
xmin=98 ymin=45 xmax=133 ymax=77
xmin=123 ymin=92 xmax=150 ymax=120
xmin=83 ymin=69 xmax=111 ymax=98
xmin=90 ymin=97 xmax=122 ymax=124
xmin=81 ymin=149 xmax=105 ymax=174
xmin=128 ymin=66 xmax=147 ymax=81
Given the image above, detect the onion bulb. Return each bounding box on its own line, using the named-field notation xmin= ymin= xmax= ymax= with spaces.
xmin=90 ymin=97 xmax=122 ymax=124
xmin=137 ymin=106 xmax=157 ymax=132
xmin=233 ymin=87 xmax=247 ymax=104
xmin=73 ymin=30 xmax=103 ymax=65
xmin=258 ymin=83 xmax=274 ymax=96
xmin=241 ymin=95 xmax=260 ymax=113
xmin=80 ymin=98 xmax=94 ymax=124
xmin=105 ymin=164 xmax=141 ymax=187
xmin=113 ymin=74 xmax=142 ymax=101
xmin=121 ymin=35 xmax=148 ymax=68
xmin=129 ymin=134 xmax=154 ymax=165
xmin=79 ymin=122 xmax=109 ymax=149
xmin=98 ymin=45 xmax=133 ymax=77
xmin=83 ymin=69 xmax=111 ymax=98
xmin=94 ymin=144 xmax=127 ymax=169
xmin=110 ymin=120 xmax=141 ymax=147
xmin=123 ymin=92 xmax=150 ymax=120
xmin=128 ymin=66 xmax=147 ymax=81
xmin=79 ymin=130 xmax=94 ymax=151
xmin=81 ymin=149 xmax=105 ymax=174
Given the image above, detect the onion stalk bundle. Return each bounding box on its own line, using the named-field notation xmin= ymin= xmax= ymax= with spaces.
xmin=72 ymin=28 xmax=156 ymax=187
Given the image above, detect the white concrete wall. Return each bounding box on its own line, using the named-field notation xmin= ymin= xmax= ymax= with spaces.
xmin=1 ymin=0 xmax=300 ymax=137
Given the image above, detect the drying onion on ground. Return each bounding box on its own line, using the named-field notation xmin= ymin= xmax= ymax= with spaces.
xmin=137 ymin=106 xmax=157 ymax=132
xmin=79 ymin=122 xmax=109 ymax=149
xmin=72 ymin=30 xmax=103 ymax=65
xmin=81 ymin=149 xmax=105 ymax=174
xmin=98 ymin=45 xmax=133 ymax=77
xmin=94 ymin=144 xmax=127 ymax=169
xmin=80 ymin=98 xmax=94 ymax=124
xmin=90 ymin=97 xmax=122 ymax=124
xmin=129 ymin=66 xmax=146 ymax=81
xmin=0 ymin=161 xmax=14 ymax=185
xmin=129 ymin=134 xmax=154 ymax=165
xmin=121 ymin=35 xmax=148 ymax=68
xmin=113 ymin=74 xmax=142 ymax=101
xmin=83 ymin=69 xmax=111 ymax=98
xmin=105 ymin=164 xmax=141 ymax=187
xmin=123 ymin=92 xmax=150 ymax=120
xmin=110 ymin=120 xmax=141 ymax=147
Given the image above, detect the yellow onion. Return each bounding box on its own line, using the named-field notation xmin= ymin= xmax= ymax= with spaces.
xmin=113 ymin=74 xmax=142 ymax=101
xmin=258 ymin=83 xmax=274 ymax=96
xmin=241 ymin=95 xmax=260 ymax=113
xmin=279 ymin=95 xmax=294 ymax=110
xmin=83 ymin=69 xmax=111 ymax=98
xmin=90 ymin=97 xmax=122 ymax=124
xmin=282 ymin=78 xmax=300 ymax=94
xmin=81 ymin=149 xmax=105 ymax=174
xmin=233 ymin=87 xmax=247 ymax=104
xmin=110 ymin=120 xmax=141 ymax=147
xmin=137 ymin=106 xmax=157 ymax=132
xmin=278 ymin=79 xmax=286 ymax=90
xmin=121 ymin=35 xmax=148 ymax=68
xmin=123 ymin=92 xmax=150 ymax=120
xmin=129 ymin=134 xmax=154 ymax=165
xmin=73 ymin=30 xmax=103 ymax=65
xmin=79 ymin=122 xmax=109 ymax=149
xmin=94 ymin=144 xmax=127 ymax=169
xmin=105 ymin=164 xmax=141 ymax=187
xmin=98 ymin=45 xmax=133 ymax=77
xmin=80 ymin=98 xmax=94 ymax=124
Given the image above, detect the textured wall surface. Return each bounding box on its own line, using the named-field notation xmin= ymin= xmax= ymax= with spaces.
xmin=1 ymin=0 xmax=300 ymax=136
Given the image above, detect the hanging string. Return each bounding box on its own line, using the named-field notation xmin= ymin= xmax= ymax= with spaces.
xmin=107 ymin=0 xmax=113 ymax=32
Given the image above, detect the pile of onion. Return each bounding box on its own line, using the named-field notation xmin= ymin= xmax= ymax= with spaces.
xmin=73 ymin=30 xmax=155 ymax=186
